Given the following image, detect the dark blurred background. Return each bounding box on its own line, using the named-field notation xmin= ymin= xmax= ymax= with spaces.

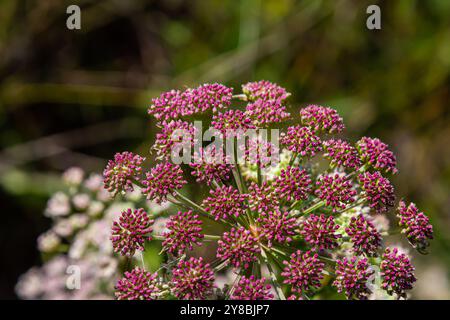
xmin=1 ymin=0 xmax=450 ymax=299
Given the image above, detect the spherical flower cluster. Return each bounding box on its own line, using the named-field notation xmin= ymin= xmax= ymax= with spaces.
xmin=142 ymin=162 xmax=186 ymax=204
xmin=115 ymin=267 xmax=161 ymax=300
xmin=148 ymin=83 xmax=233 ymax=121
xmin=300 ymin=214 xmax=342 ymax=251
xmin=211 ymin=109 xmax=255 ymax=136
xmin=103 ymin=152 xmax=145 ymax=195
xmin=272 ymin=166 xmax=312 ymax=202
xmin=242 ymin=136 xmax=279 ymax=168
xmin=170 ymin=257 xmax=215 ymax=300
xmin=190 ymin=146 xmax=232 ymax=186
xmin=397 ymin=201 xmax=433 ymax=252
xmin=217 ymin=227 xmax=260 ymax=269
xmin=202 ymin=186 xmax=248 ymax=220
xmin=280 ymin=125 xmax=322 ymax=157
xmin=333 ymin=257 xmax=374 ymax=300
xmin=300 ymin=105 xmax=345 ymax=134
xmin=111 ymin=208 xmax=153 ymax=257
xmin=356 ymin=137 xmax=398 ymax=174
xmin=231 ymin=276 xmax=274 ymax=300
xmin=257 ymin=209 xmax=298 ymax=246
xmin=380 ymin=248 xmax=416 ymax=298
xmin=323 ymin=139 xmax=361 ymax=170
xmin=315 ymin=174 xmax=357 ymax=211
xmin=358 ymin=171 xmax=395 ymax=214
xmin=162 ymin=211 xmax=204 ymax=255
xmin=345 ymin=214 xmax=382 ymax=256
xmin=153 ymin=120 xmax=197 ymax=160
xmin=245 ymin=99 xmax=290 ymax=126
xmin=281 ymin=250 xmax=325 ymax=295
xmin=247 ymin=182 xmax=278 ymax=213
xmin=242 ymin=80 xmax=290 ymax=101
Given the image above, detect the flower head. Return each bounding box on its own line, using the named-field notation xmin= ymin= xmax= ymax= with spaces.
xmin=111 ymin=208 xmax=153 ymax=257
xmin=162 ymin=210 xmax=204 ymax=255
xmin=281 ymin=250 xmax=325 ymax=295
xmin=315 ymin=174 xmax=357 ymax=211
xmin=148 ymin=83 xmax=233 ymax=121
xmin=189 ymin=146 xmax=233 ymax=186
xmin=103 ymin=152 xmax=145 ymax=195
xmin=115 ymin=267 xmax=161 ymax=300
xmin=152 ymin=120 xmax=197 ymax=160
xmin=217 ymin=227 xmax=260 ymax=269
xmin=300 ymin=214 xmax=342 ymax=251
xmin=245 ymin=98 xmax=290 ymax=126
xmin=380 ymin=248 xmax=416 ymax=298
xmin=171 ymin=257 xmax=215 ymax=299
xmin=242 ymin=136 xmax=279 ymax=168
xmin=300 ymin=105 xmax=345 ymax=134
xmin=280 ymin=125 xmax=322 ymax=157
xmin=142 ymin=162 xmax=186 ymax=204
xmin=202 ymin=186 xmax=248 ymax=220
xmin=247 ymin=182 xmax=278 ymax=213
xmin=211 ymin=109 xmax=255 ymax=136
xmin=257 ymin=209 xmax=298 ymax=246
xmin=356 ymin=137 xmax=398 ymax=174
xmin=323 ymin=139 xmax=361 ymax=170
xmin=242 ymin=80 xmax=290 ymax=101
xmin=397 ymin=201 xmax=433 ymax=252
xmin=231 ymin=276 xmax=274 ymax=300
xmin=272 ymin=166 xmax=312 ymax=202
xmin=346 ymin=214 xmax=382 ymax=256
xmin=358 ymin=171 xmax=395 ymax=214
xmin=333 ymin=257 xmax=374 ymax=300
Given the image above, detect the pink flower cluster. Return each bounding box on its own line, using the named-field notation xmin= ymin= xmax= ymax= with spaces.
xmin=397 ymin=201 xmax=433 ymax=252
xmin=162 ymin=210 xmax=203 ymax=255
xmin=103 ymin=81 xmax=432 ymax=300
xmin=111 ymin=208 xmax=153 ymax=257
xmin=103 ymin=151 xmax=145 ymax=195
xmin=148 ymin=83 xmax=233 ymax=121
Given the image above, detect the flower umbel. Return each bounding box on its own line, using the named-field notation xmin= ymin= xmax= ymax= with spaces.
xmin=231 ymin=275 xmax=274 ymax=300
xmin=111 ymin=208 xmax=153 ymax=257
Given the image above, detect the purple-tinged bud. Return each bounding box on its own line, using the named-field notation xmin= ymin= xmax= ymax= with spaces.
xmin=152 ymin=120 xmax=197 ymax=161
xmin=202 ymin=186 xmax=248 ymax=220
xmin=358 ymin=171 xmax=395 ymax=214
xmin=380 ymin=248 xmax=416 ymax=298
xmin=217 ymin=227 xmax=260 ymax=269
xmin=103 ymin=152 xmax=145 ymax=195
xmin=323 ymin=139 xmax=361 ymax=170
xmin=280 ymin=125 xmax=322 ymax=157
xmin=346 ymin=214 xmax=382 ymax=257
xmin=281 ymin=250 xmax=325 ymax=295
xmin=272 ymin=166 xmax=312 ymax=202
xmin=397 ymin=201 xmax=433 ymax=252
xmin=247 ymin=182 xmax=278 ymax=213
xmin=333 ymin=257 xmax=374 ymax=300
xmin=189 ymin=146 xmax=233 ymax=186
xmin=257 ymin=209 xmax=298 ymax=246
xmin=115 ymin=267 xmax=161 ymax=300
xmin=356 ymin=137 xmax=398 ymax=174
xmin=242 ymin=80 xmax=290 ymax=102
xmin=211 ymin=109 xmax=256 ymax=136
xmin=171 ymin=257 xmax=215 ymax=300
xmin=142 ymin=162 xmax=186 ymax=204
xmin=300 ymin=105 xmax=345 ymax=134
xmin=231 ymin=275 xmax=274 ymax=300
xmin=245 ymin=98 xmax=290 ymax=126
xmin=300 ymin=214 xmax=342 ymax=251
xmin=111 ymin=208 xmax=153 ymax=257
xmin=315 ymin=174 xmax=357 ymax=212
xmin=162 ymin=210 xmax=204 ymax=255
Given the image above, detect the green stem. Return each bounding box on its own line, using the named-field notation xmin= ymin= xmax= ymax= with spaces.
xmin=260 ymin=247 xmax=286 ymax=300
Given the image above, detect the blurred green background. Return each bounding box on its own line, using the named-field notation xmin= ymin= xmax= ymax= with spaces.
xmin=1 ymin=0 xmax=450 ymax=299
